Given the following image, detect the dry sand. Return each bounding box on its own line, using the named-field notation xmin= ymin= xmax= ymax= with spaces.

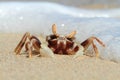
xmin=0 ymin=33 xmax=120 ymax=80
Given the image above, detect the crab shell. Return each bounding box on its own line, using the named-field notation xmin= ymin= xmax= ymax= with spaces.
xmin=46 ymin=34 xmax=83 ymax=55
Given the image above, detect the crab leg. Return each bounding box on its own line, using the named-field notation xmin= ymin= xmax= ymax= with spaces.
xmin=25 ymin=37 xmax=41 ymax=57
xmin=14 ymin=32 xmax=30 ymax=55
xmin=81 ymin=36 xmax=105 ymax=57
xmin=25 ymin=41 xmax=33 ymax=58
xmin=25 ymin=42 xmax=29 ymax=52
xmin=31 ymin=39 xmax=41 ymax=51
xmin=92 ymin=41 xmax=99 ymax=57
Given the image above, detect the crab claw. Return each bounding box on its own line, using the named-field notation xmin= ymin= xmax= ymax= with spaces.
xmin=73 ymin=46 xmax=84 ymax=58
xmin=40 ymin=44 xmax=54 ymax=58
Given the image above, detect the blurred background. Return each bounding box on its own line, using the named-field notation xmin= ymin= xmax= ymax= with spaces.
xmin=0 ymin=0 xmax=120 ymax=9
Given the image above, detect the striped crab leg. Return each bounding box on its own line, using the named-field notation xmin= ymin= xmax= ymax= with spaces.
xmin=81 ymin=36 xmax=105 ymax=57
xmin=14 ymin=32 xmax=30 ymax=55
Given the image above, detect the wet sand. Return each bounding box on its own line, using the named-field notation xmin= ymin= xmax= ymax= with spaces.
xmin=0 ymin=33 xmax=120 ymax=80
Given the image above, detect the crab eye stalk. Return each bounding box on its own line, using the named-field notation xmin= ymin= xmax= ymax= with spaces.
xmin=52 ymin=24 xmax=59 ymax=36
xmin=66 ymin=31 xmax=76 ymax=38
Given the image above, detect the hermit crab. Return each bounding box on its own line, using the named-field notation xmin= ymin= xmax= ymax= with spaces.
xmin=14 ymin=24 xmax=105 ymax=58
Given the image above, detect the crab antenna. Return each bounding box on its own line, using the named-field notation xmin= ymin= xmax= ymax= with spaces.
xmin=52 ymin=24 xmax=59 ymax=36
xmin=66 ymin=31 xmax=76 ymax=38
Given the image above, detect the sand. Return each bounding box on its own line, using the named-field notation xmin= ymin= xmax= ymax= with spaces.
xmin=0 ymin=33 xmax=120 ymax=80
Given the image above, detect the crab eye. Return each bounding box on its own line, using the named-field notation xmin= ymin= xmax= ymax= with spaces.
xmin=67 ymin=38 xmax=73 ymax=41
xmin=50 ymin=35 xmax=58 ymax=39
xmin=66 ymin=37 xmax=75 ymax=41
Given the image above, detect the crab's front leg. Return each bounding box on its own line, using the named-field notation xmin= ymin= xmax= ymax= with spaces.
xmin=81 ymin=36 xmax=105 ymax=57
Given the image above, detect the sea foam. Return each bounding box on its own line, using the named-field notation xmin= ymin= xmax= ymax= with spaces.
xmin=0 ymin=2 xmax=120 ymax=62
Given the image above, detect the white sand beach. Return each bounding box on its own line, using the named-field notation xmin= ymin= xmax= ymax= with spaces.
xmin=0 ymin=33 xmax=120 ymax=80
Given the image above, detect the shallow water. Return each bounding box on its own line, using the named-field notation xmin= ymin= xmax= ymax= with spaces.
xmin=0 ymin=2 xmax=120 ymax=62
